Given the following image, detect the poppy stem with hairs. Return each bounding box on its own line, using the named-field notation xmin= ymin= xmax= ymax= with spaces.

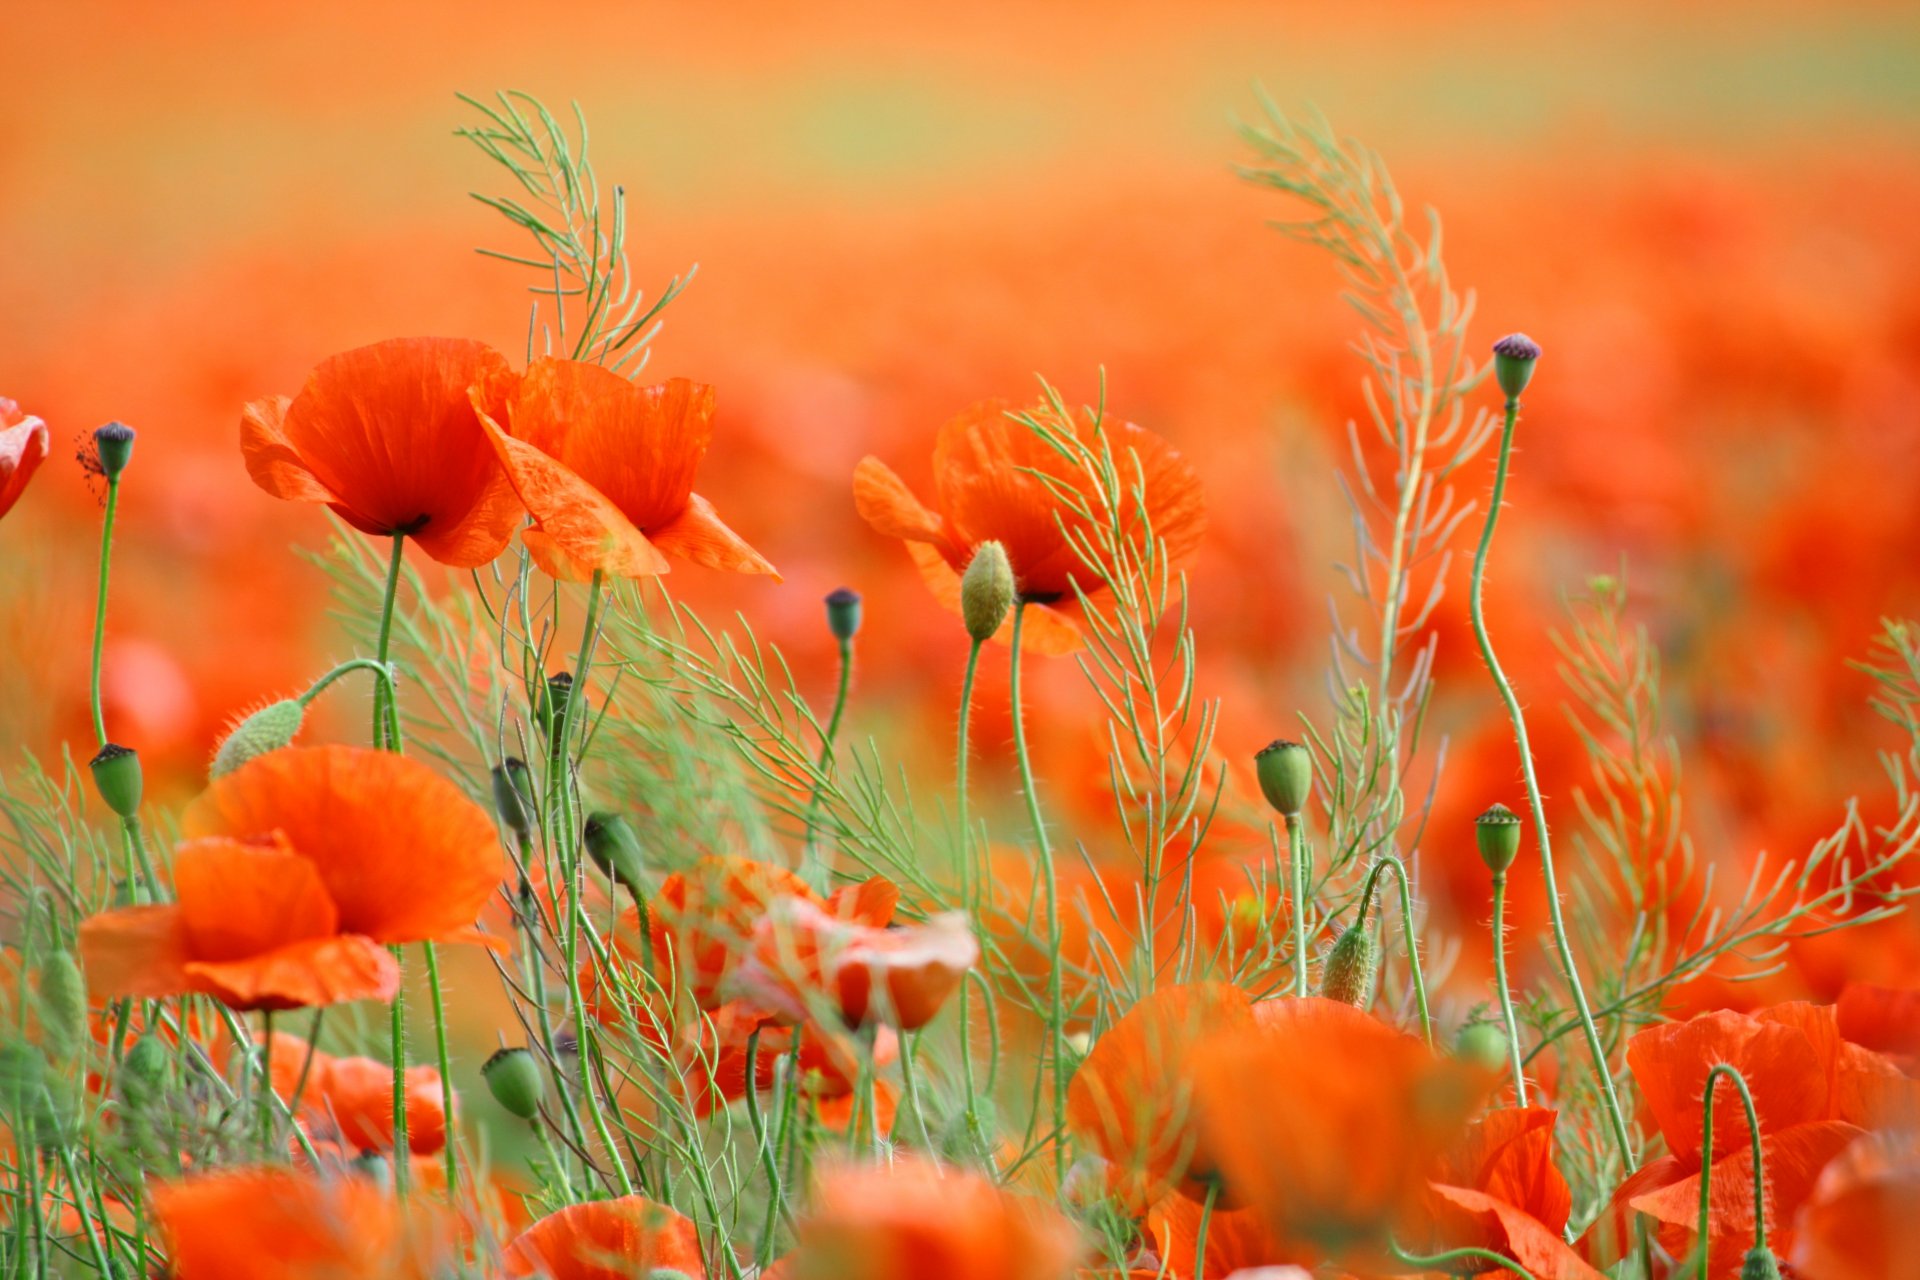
xmin=1388 ymin=1241 xmax=1539 ymax=1279
xmin=801 ymin=629 xmax=855 ymax=868
xmin=743 ymin=1030 xmax=790 ymax=1264
xmin=1698 ymin=1064 xmax=1769 ymax=1276
xmin=1489 ymin=871 xmax=1529 ymax=1106
xmin=1355 ymin=854 xmax=1433 ymax=1046
xmin=369 ymin=532 xmax=415 ymax=1189
xmin=955 ymin=636 xmax=985 ymax=912
xmin=1008 ymin=600 xmax=1068 ymax=1188
xmin=1287 ymin=815 xmax=1310 ymax=998
xmin=89 ymin=473 xmax=122 ymax=747
xmin=371 ymin=532 xmax=408 ymax=752
xmin=1468 ymin=391 xmax=1635 ymax=1168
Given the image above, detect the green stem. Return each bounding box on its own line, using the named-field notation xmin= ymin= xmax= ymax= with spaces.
xmin=89 ymin=477 xmax=121 ymax=746
xmin=1287 ymin=816 xmax=1310 ymax=998
xmin=956 ymin=637 xmax=984 ymax=910
xmin=421 ymin=941 xmax=458 ymax=1193
xmin=371 ymin=533 xmax=407 ymax=751
xmin=898 ymin=1031 xmax=934 ymax=1151
xmin=1468 ymin=396 xmax=1634 ymax=1167
xmin=1355 ymin=855 xmax=1432 ymax=1046
xmin=1490 ymin=872 xmax=1529 ymax=1106
xmin=52 ymin=1145 xmax=113 ymax=1280
xmin=298 ymin=657 xmax=397 ymax=709
xmin=743 ymin=1031 xmax=787 ymax=1264
xmin=801 ymin=634 xmax=855 ymax=874
xmin=1389 ymin=1240 xmax=1538 ymax=1279
xmin=1698 ymin=1064 xmax=1769 ymax=1277
xmin=1193 ymin=1179 xmax=1220 ymax=1280
xmin=1009 ymin=602 xmax=1067 ymax=1189
xmin=370 ymin=532 xmax=411 ymax=1187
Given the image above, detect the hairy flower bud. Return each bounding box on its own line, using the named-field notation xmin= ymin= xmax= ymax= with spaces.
xmin=89 ymin=743 xmax=143 ymax=818
xmin=210 ymin=699 xmax=305 ymax=778
xmin=483 ymin=1047 xmax=545 ymax=1120
xmin=583 ymin=812 xmax=647 ymax=901
xmin=1491 ymin=333 xmax=1541 ymax=401
xmin=1254 ymin=739 xmax=1312 ymax=818
xmin=960 ymin=541 xmax=1015 ymax=642
xmin=1476 ymin=803 xmax=1523 ymax=875
xmin=491 ymin=757 xmax=535 ymax=841
xmin=1740 ymin=1247 xmax=1782 ymax=1280
xmin=1455 ymin=1022 xmax=1510 ymax=1073
xmin=824 ymin=587 xmax=863 ymax=642
xmin=36 ymin=951 xmax=86 ymax=1065
xmin=93 ymin=421 xmax=136 ymax=480
xmin=1320 ymin=923 xmax=1377 ymax=1007
xmin=119 ymin=1034 xmax=169 ymax=1111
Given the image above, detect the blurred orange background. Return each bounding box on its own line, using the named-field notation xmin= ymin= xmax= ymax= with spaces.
xmin=7 ymin=1 xmax=1920 ymax=1004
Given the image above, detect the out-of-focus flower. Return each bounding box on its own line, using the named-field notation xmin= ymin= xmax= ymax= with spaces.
xmin=0 ymin=398 xmax=49 ymax=522
xmin=1420 ymin=1107 xmax=1603 ymax=1280
xmin=240 ymin=337 xmax=522 ymax=567
xmin=1836 ymin=984 xmax=1920 ymax=1068
xmin=853 ymin=397 xmax=1204 ymax=655
xmin=732 ymin=896 xmax=977 ymax=1031
xmin=247 ymin=1032 xmax=449 ymax=1155
xmin=786 ymin=1155 xmax=1081 ymax=1280
xmin=474 ymin=358 xmax=775 ymax=581
xmin=502 ymin=1194 xmax=707 ymax=1279
xmin=1790 ymin=1130 xmax=1920 ymax=1280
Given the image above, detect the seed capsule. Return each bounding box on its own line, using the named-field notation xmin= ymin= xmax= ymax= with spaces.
xmin=491 ymin=757 xmax=535 ymax=841
xmin=210 ymin=699 xmax=305 ymax=778
xmin=824 ymin=587 xmax=863 ymax=642
xmin=483 ymin=1047 xmax=545 ymax=1120
xmin=583 ymin=812 xmax=647 ymax=901
xmin=1476 ymin=803 xmax=1523 ymax=875
xmin=1254 ymin=739 xmax=1312 ymax=818
xmin=960 ymin=541 xmax=1015 ymax=642
xmin=539 ymin=671 xmax=575 ymax=741
xmin=1740 ymin=1246 xmax=1782 ymax=1280
xmin=93 ymin=421 xmax=136 ymax=480
xmin=1491 ymin=333 xmax=1542 ymax=401
xmin=89 ymin=743 xmax=144 ymax=818
xmin=119 ymin=1034 xmax=169 ymax=1110
xmin=1319 ymin=923 xmax=1378 ymax=1007
xmin=1455 ymin=1022 xmax=1510 ymax=1073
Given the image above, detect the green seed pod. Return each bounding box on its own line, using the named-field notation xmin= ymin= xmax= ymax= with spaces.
xmin=35 ymin=951 xmax=87 ymax=1065
xmin=349 ymin=1151 xmax=392 ymax=1189
xmin=583 ymin=812 xmax=646 ymax=901
xmin=210 ymin=698 xmax=305 ymax=778
xmin=1455 ymin=1022 xmax=1510 ymax=1073
xmin=1740 ymin=1246 xmax=1782 ymax=1280
xmin=1491 ymin=334 xmax=1541 ymax=402
xmin=1254 ymin=739 xmax=1312 ymax=818
xmin=959 ymin=541 xmax=1015 ymax=642
xmin=483 ymin=1047 xmax=545 ymax=1120
xmin=823 ymin=587 xmax=863 ymax=642
xmin=1476 ymin=803 xmax=1523 ymax=875
xmin=89 ymin=743 xmax=143 ymax=818
xmin=119 ymin=1034 xmax=170 ymax=1111
xmin=539 ymin=671 xmax=575 ymax=741
xmin=492 ymin=757 xmax=535 ymax=840
xmin=93 ymin=422 xmax=136 ymax=480
xmin=1319 ymin=923 xmax=1377 ymax=1007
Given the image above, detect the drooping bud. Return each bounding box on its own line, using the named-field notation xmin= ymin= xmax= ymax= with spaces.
xmin=483 ymin=1047 xmax=545 ymax=1120
xmin=1740 ymin=1246 xmax=1782 ymax=1280
xmin=119 ymin=1034 xmax=169 ymax=1111
xmin=824 ymin=588 xmax=863 ymax=642
xmin=1455 ymin=1022 xmax=1510 ymax=1073
xmin=583 ymin=812 xmax=646 ymax=900
xmin=1491 ymin=334 xmax=1541 ymax=402
xmin=1319 ymin=923 xmax=1378 ymax=1007
xmin=35 ymin=951 xmax=87 ymax=1065
xmin=1475 ymin=803 xmax=1523 ymax=875
xmin=210 ymin=699 xmax=304 ymax=778
xmin=89 ymin=743 xmax=143 ymax=818
xmin=959 ymin=541 xmax=1015 ymax=642
xmin=1254 ymin=739 xmax=1312 ymax=818
xmin=491 ymin=757 xmax=535 ymax=840
xmin=92 ymin=422 xmax=136 ymax=481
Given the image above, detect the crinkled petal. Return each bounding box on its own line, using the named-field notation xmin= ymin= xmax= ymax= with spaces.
xmin=649 ymin=492 xmax=779 ymax=578
xmin=184 ymin=935 xmax=401 ymax=1011
xmin=503 ymin=1195 xmax=705 ymax=1280
xmin=172 ymin=834 xmax=339 ymax=962
xmin=78 ymin=905 xmax=194 ymax=1001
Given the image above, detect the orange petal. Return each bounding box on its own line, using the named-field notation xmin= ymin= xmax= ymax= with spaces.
xmin=239 ymin=395 xmax=340 ymax=506
xmin=1 ymin=408 xmax=53 ymax=520
xmin=185 ymin=935 xmax=401 ymax=1011
xmin=1437 ymin=1107 xmax=1572 ymax=1234
xmin=1427 ymin=1185 xmax=1605 ymax=1280
xmin=905 ymin=542 xmax=1084 ymax=655
xmin=852 ymin=455 xmax=950 ymax=544
xmin=1837 ymin=984 xmax=1920 ymax=1060
xmin=320 ymin=1054 xmax=449 ymax=1154
xmin=650 ymin=492 xmax=779 ymax=578
xmin=78 ymin=905 xmax=194 ymax=1001
xmin=172 ymin=834 xmax=339 ymax=962
xmin=1791 ymin=1131 xmax=1920 ymax=1280
xmin=502 ymin=1195 xmax=706 ymax=1280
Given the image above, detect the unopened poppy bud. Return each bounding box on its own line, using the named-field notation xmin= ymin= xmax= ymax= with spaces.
xmin=824 ymin=587 xmax=862 ymax=642
xmin=1491 ymin=334 xmax=1541 ymax=402
xmin=1320 ymin=923 xmax=1377 ymax=1007
xmin=1476 ymin=803 xmax=1522 ymax=875
xmin=492 ymin=758 xmax=535 ymax=839
xmin=210 ymin=699 xmax=304 ymax=778
xmin=1740 ymin=1246 xmax=1782 ymax=1280
xmin=483 ymin=1047 xmax=545 ymax=1120
xmin=1455 ymin=1022 xmax=1510 ymax=1073
xmin=583 ymin=812 xmax=646 ymax=900
xmin=119 ymin=1034 xmax=169 ymax=1110
xmin=93 ymin=422 xmax=136 ymax=480
xmin=89 ymin=743 xmax=143 ymax=818
xmin=35 ymin=952 xmax=86 ymax=1064
xmin=960 ymin=541 xmax=1014 ymax=642
xmin=1254 ymin=739 xmax=1312 ymax=818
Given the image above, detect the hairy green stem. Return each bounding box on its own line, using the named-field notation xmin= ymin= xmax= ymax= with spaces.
xmin=421 ymin=942 xmax=458 ymax=1193
xmin=1355 ymin=855 xmax=1432 ymax=1045
xmin=1389 ymin=1240 xmax=1537 ymax=1279
xmin=369 ymin=533 xmax=413 ymax=1188
xmin=956 ymin=637 xmax=985 ymax=910
xmin=1698 ymin=1064 xmax=1769 ymax=1276
xmin=1287 ymin=816 xmax=1310 ymax=997
xmin=1489 ymin=872 xmax=1529 ymax=1105
xmin=89 ymin=477 xmax=122 ymax=746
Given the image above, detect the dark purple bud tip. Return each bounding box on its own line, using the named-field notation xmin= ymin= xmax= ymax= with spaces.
xmin=92 ymin=421 xmax=136 ymax=479
xmin=1492 ymin=334 xmax=1542 ymax=400
xmin=1492 ymin=333 xmax=1541 ymax=362
xmin=824 ymin=586 xmax=863 ymax=641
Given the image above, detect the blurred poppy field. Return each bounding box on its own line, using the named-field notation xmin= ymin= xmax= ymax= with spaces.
xmin=3 ymin=2 xmax=1920 ymax=1277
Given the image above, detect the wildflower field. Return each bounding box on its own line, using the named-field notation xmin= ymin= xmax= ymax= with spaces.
xmin=5 ymin=3 xmax=1920 ymax=1277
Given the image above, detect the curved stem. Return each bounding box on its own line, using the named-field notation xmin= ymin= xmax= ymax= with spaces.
xmin=801 ymin=634 xmax=855 ymax=867
xmin=89 ymin=477 xmax=122 ymax=746
xmin=1355 ymin=855 xmax=1432 ymax=1046
xmin=369 ymin=533 xmax=412 ymax=1186
xmin=298 ymin=657 xmax=397 ymax=709
xmin=1287 ymin=816 xmax=1310 ymax=997
xmin=956 ymin=638 xmax=984 ymax=910
xmin=743 ymin=1030 xmax=788 ymax=1263
xmin=1389 ymin=1240 xmax=1538 ymax=1279
xmin=1698 ymin=1064 xmax=1769 ymax=1276
xmin=1194 ymin=1179 xmax=1220 ymax=1280
xmin=1489 ymin=872 xmax=1529 ymax=1106
xmin=1468 ymin=396 xmax=1634 ymax=1167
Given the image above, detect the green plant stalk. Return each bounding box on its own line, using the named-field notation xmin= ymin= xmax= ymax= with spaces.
xmin=801 ymin=633 xmax=855 ymax=872
xmin=1698 ymin=1064 xmax=1769 ymax=1277
xmin=371 ymin=533 xmax=407 ymax=751
xmin=1388 ymin=1241 xmax=1538 ymax=1279
xmin=1194 ymin=1179 xmax=1220 ymax=1280
xmin=89 ymin=477 xmax=122 ymax=747
xmin=956 ymin=637 xmax=985 ymax=911
xmin=1468 ymin=396 xmax=1634 ymax=1167
xmin=1489 ymin=872 xmax=1529 ymax=1106
xmin=369 ymin=532 xmax=413 ymax=1188
xmin=1356 ymin=855 xmax=1432 ymax=1045
xmin=898 ymin=1031 xmax=934 ymax=1150
xmin=1009 ymin=602 xmax=1068 ymax=1188
xmin=1288 ymin=816 xmax=1310 ymax=997
xmin=421 ymin=941 xmax=458 ymax=1193
xmin=743 ymin=1030 xmax=788 ymax=1264
xmin=52 ymin=1144 xmax=113 ymax=1279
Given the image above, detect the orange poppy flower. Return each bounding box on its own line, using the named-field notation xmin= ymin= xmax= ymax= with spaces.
xmin=1188 ymin=995 xmax=1482 ymax=1266
xmin=1790 ymin=1130 xmax=1920 ymax=1280
xmin=1421 ymin=1108 xmax=1602 ymax=1280
xmin=731 ymin=897 xmax=978 ymax=1031
xmin=502 ymin=1194 xmax=707 ymax=1280
xmin=151 ymin=1166 xmax=461 ymax=1280
xmin=788 ymin=1155 xmax=1082 ymax=1280
xmin=80 ymin=745 xmax=505 ymax=1011
xmin=0 ymin=398 xmax=49 ymax=522
xmin=472 ymin=357 xmax=776 ymax=581
xmin=1837 ymin=983 xmax=1920 ymax=1067
xmin=1146 ymin=1192 xmax=1305 ymax=1278
xmin=853 ymin=397 xmax=1205 ymax=655
xmin=241 ymin=337 xmax=523 ymax=567
xmin=680 ymin=999 xmax=897 ymax=1122
xmin=1066 ymin=982 xmax=1256 ymax=1209
xmin=225 ymin=1030 xmax=448 ymax=1155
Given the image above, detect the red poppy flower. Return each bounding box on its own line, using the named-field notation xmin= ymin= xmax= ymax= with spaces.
xmin=680 ymin=998 xmax=897 ymax=1122
xmin=1146 ymin=1192 xmax=1306 ymax=1278
xmin=1421 ymin=1108 xmax=1602 ymax=1280
xmin=0 ymin=398 xmax=49 ymax=522
xmin=502 ymin=1195 xmax=706 ymax=1280
xmin=151 ymin=1167 xmax=460 ymax=1280
xmin=1837 ymin=983 xmax=1920 ymax=1066
xmin=853 ymin=397 xmax=1205 ymax=655
xmin=233 ymin=1030 xmax=447 ymax=1154
xmin=789 ymin=1156 xmax=1082 ymax=1280
xmin=472 ymin=357 xmax=776 ymax=581
xmin=241 ymin=337 xmax=523 ymax=566
xmin=1790 ymin=1130 xmax=1920 ymax=1279
xmin=731 ymin=897 xmax=977 ymax=1031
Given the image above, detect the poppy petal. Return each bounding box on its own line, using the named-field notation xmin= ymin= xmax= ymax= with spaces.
xmin=649 ymin=492 xmax=779 ymax=578
xmin=240 ymin=396 xmax=342 ymax=506
xmin=1427 ymin=1185 xmax=1605 ymax=1280
xmin=502 ymin=1195 xmax=706 ymax=1280
xmin=185 ymin=934 xmax=401 ymax=1011
xmin=172 ymin=834 xmax=339 ymax=962
xmin=0 ymin=408 xmax=53 ymax=520
xmin=905 ymin=542 xmax=1084 ymax=655
xmin=852 ymin=456 xmax=950 ymax=544
xmin=78 ymin=905 xmax=195 ymax=1001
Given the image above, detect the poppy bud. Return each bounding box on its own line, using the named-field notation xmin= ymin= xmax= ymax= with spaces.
xmin=824 ymin=587 xmax=863 ymax=642
xmin=539 ymin=671 xmax=576 ymax=742
xmin=89 ymin=743 xmax=143 ymax=818
xmin=1491 ymin=334 xmax=1541 ymax=402
xmin=960 ymin=541 xmax=1015 ymax=642
xmin=210 ymin=699 xmax=305 ymax=779
xmin=583 ymin=812 xmax=646 ymax=900
xmin=492 ymin=757 xmax=535 ymax=840
xmin=36 ymin=951 xmax=87 ymax=1065
xmin=1476 ymin=803 xmax=1522 ymax=875
xmin=93 ymin=421 xmax=136 ymax=480
xmin=1320 ymin=923 xmax=1377 ymax=1007
xmin=119 ymin=1034 xmax=169 ymax=1110
xmin=1455 ymin=1022 xmax=1509 ymax=1073
xmin=0 ymin=1043 xmax=59 ymax=1142
xmin=483 ymin=1046 xmax=545 ymax=1120
xmin=1254 ymin=739 xmax=1312 ymax=818
xmin=1740 ymin=1247 xmax=1782 ymax=1280
xmin=349 ymin=1151 xmax=393 ymax=1188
